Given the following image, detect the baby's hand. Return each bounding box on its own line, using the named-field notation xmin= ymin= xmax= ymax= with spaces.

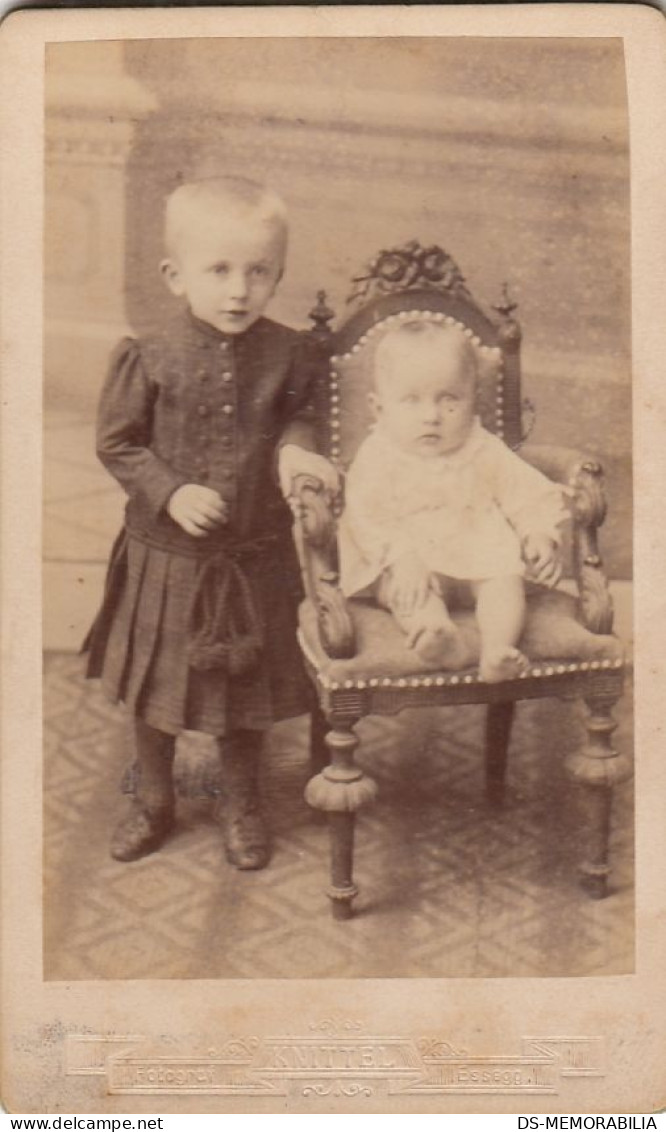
xmin=167 ymin=484 xmax=228 ymax=538
xmin=386 ymin=553 xmax=431 ymax=616
xmin=523 ymin=533 xmax=562 ymax=588
xmin=278 ymin=445 xmax=340 ymax=501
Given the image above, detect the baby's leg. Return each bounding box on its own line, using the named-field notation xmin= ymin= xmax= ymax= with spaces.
xmin=472 ymin=575 xmax=529 ymax=683
xmin=377 ymin=573 xmax=469 ymax=668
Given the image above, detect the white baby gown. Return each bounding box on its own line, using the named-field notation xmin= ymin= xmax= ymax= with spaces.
xmin=339 ymin=418 xmax=567 ymax=597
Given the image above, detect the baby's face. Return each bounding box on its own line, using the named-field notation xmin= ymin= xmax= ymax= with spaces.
xmin=371 ymin=345 xmax=476 ymax=458
xmin=163 ymin=207 xmax=284 ymax=336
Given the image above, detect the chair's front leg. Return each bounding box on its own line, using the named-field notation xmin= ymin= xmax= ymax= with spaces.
xmin=309 ymin=699 xmax=330 ymax=778
xmin=305 ymin=717 xmax=377 ymax=920
xmin=566 ymin=688 xmax=632 ymax=898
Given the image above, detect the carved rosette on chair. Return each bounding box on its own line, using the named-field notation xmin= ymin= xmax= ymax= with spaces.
xmin=294 ymin=240 xmax=630 ymax=918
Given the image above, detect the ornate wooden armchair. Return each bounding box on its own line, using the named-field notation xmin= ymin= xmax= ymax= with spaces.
xmin=295 ymin=241 xmax=630 ymax=920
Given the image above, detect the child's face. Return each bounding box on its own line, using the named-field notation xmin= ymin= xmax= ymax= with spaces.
xmin=371 ymin=342 xmax=476 ymax=458
xmin=162 ymin=207 xmax=284 ymax=336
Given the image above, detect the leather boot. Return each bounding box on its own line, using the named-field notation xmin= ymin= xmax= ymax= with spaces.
xmin=110 ymin=801 xmax=175 ymax=862
xmin=110 ymin=720 xmax=176 ymax=862
xmin=217 ymin=731 xmax=270 ymax=870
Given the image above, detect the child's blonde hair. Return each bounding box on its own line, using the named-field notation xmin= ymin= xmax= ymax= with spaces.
xmin=374 ymin=319 xmax=478 ymax=390
xmin=164 ymin=176 xmax=288 ymax=261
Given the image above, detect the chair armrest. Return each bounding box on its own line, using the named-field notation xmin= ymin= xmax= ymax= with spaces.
xmin=520 ymin=444 xmax=614 ymax=635
xmin=291 ymin=474 xmax=356 ymax=659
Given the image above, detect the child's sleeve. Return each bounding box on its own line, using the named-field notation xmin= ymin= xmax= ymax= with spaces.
xmin=492 ymin=439 xmax=569 ymax=546
xmin=277 ymin=334 xmax=323 ymax=454
xmin=96 ymin=338 xmax=188 ymax=515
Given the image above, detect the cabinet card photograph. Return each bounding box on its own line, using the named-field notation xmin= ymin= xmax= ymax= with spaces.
xmin=1 ymin=3 xmax=665 ymax=1115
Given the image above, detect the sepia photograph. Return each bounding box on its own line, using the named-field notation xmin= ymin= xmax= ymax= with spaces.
xmin=43 ymin=33 xmax=633 ymax=982
xmin=2 ymin=4 xmax=665 ymax=1114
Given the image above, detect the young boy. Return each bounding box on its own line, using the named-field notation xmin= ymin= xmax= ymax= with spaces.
xmin=85 ymin=177 xmax=336 ymax=867
xmin=339 ymin=320 xmax=567 ymax=683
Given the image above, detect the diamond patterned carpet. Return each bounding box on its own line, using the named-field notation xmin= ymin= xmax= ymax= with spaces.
xmin=43 ymin=654 xmax=634 ymax=980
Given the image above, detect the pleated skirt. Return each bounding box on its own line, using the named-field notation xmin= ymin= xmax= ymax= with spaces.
xmin=86 ymin=530 xmax=311 ymax=736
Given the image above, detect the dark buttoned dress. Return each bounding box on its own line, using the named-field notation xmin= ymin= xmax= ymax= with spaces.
xmin=85 ymin=311 xmax=319 ymax=736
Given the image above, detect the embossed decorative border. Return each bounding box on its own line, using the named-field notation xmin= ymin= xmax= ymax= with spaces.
xmin=65 ymin=1021 xmax=604 ymax=1099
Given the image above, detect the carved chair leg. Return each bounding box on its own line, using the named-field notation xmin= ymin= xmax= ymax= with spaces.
xmin=309 ymin=700 xmax=330 ymax=778
xmin=565 ymin=690 xmax=632 ymax=899
xmin=304 ymin=719 xmax=377 ymax=920
xmin=485 ymin=701 xmax=515 ymax=806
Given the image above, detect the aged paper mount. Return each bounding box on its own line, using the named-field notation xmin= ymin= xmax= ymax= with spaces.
xmin=1 ymin=3 xmax=665 ymax=1115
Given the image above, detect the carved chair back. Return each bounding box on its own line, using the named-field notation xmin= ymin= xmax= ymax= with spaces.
xmin=310 ymin=243 xmax=526 ymax=474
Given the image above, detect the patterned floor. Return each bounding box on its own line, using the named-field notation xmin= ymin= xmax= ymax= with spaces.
xmin=43 ymin=654 xmax=634 ymax=981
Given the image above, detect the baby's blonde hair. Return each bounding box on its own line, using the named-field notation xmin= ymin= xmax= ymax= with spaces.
xmin=164 ymin=176 xmax=288 ymax=261
xmin=374 ymin=319 xmax=478 ymax=390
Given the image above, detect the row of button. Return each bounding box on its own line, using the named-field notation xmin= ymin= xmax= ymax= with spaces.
xmin=196 ymin=403 xmax=234 ymax=417
xmin=198 ymin=370 xmax=233 ymax=383
xmin=198 ymin=340 xmax=231 ymax=353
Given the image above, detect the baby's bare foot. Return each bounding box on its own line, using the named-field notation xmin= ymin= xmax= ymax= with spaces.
xmin=410 ymin=621 xmax=468 ymax=668
xmin=479 ymin=646 xmax=529 ymax=683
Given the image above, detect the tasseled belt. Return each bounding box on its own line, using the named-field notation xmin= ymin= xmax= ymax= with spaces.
xmin=184 ymin=532 xmax=280 ymax=675
xmin=88 ymin=524 xmax=282 ymax=677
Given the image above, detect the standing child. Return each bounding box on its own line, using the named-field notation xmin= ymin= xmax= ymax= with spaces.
xmin=339 ymin=320 xmax=567 ymax=682
xmin=86 ymin=177 xmax=336 ymax=867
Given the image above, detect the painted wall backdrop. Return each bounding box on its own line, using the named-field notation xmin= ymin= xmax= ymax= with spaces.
xmin=45 ymin=37 xmax=631 ymax=577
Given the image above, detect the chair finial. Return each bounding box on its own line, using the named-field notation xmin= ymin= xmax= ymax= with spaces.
xmin=309 ymin=290 xmax=335 ymax=338
xmin=493 ymin=282 xmax=518 ymax=319
xmin=493 ymin=283 xmax=522 ymax=351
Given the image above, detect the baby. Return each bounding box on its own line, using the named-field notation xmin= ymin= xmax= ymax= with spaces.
xmin=338 ymin=321 xmax=567 ymax=683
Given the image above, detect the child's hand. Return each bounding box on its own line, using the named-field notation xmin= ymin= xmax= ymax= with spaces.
xmin=523 ymin=533 xmax=562 ymax=588
xmin=278 ymin=445 xmax=340 ymax=501
xmin=386 ymin=553 xmax=431 ymax=616
xmin=167 ymin=484 xmax=228 ymax=537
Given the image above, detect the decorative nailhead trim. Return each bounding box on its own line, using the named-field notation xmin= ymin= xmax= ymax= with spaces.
xmin=318 ymin=657 xmax=621 ymax=694
xmin=329 ymin=311 xmax=521 ymax=453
